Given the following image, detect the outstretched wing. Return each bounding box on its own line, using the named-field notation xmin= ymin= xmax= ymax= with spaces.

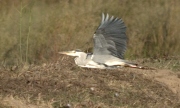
xmin=93 ymin=13 xmax=127 ymax=59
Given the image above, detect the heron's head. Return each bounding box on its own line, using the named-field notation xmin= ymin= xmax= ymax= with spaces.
xmin=58 ymin=49 xmax=83 ymax=57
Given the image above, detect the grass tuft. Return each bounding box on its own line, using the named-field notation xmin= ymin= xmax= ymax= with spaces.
xmin=0 ymin=0 xmax=180 ymax=65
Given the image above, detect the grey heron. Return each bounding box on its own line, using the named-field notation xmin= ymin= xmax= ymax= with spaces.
xmin=59 ymin=13 xmax=141 ymax=69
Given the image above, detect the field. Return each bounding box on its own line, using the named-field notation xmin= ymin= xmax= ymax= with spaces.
xmin=0 ymin=57 xmax=180 ymax=108
xmin=0 ymin=0 xmax=180 ymax=108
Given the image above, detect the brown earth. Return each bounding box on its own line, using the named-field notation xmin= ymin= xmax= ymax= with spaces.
xmin=0 ymin=57 xmax=180 ymax=108
xmin=127 ymin=68 xmax=180 ymax=98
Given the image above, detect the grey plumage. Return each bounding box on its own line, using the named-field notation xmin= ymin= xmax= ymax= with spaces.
xmin=59 ymin=13 xmax=139 ymax=69
xmin=93 ymin=13 xmax=127 ymax=59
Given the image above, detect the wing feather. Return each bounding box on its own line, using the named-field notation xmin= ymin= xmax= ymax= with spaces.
xmin=93 ymin=13 xmax=127 ymax=59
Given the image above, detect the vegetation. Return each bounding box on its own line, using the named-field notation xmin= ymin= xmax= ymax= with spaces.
xmin=0 ymin=0 xmax=180 ymax=108
xmin=0 ymin=60 xmax=180 ymax=108
xmin=0 ymin=0 xmax=180 ymax=66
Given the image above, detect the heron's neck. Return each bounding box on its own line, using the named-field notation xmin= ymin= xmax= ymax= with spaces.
xmin=74 ymin=52 xmax=87 ymax=65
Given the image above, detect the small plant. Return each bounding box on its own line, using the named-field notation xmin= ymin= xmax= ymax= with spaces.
xmin=15 ymin=1 xmax=33 ymax=65
xmin=26 ymin=4 xmax=33 ymax=64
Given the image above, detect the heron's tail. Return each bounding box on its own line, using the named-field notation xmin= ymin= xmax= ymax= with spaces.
xmin=124 ymin=61 xmax=138 ymax=68
xmin=124 ymin=61 xmax=156 ymax=70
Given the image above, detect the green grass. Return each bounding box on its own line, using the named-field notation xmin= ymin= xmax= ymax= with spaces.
xmin=0 ymin=0 xmax=180 ymax=66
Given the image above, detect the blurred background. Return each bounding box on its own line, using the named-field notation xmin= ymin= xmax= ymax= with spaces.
xmin=0 ymin=0 xmax=180 ymax=66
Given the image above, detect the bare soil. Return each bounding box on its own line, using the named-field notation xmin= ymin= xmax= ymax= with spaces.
xmin=0 ymin=57 xmax=180 ymax=108
xmin=127 ymin=68 xmax=180 ymax=97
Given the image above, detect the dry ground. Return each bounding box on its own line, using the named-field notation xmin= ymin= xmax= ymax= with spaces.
xmin=0 ymin=56 xmax=180 ymax=108
xmin=1 ymin=1 xmax=180 ymax=108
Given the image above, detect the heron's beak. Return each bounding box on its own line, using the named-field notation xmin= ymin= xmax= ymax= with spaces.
xmin=58 ymin=51 xmax=69 ymax=55
xmin=58 ymin=51 xmax=76 ymax=56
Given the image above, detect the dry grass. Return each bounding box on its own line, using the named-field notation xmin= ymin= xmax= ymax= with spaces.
xmin=0 ymin=56 xmax=180 ymax=108
xmin=0 ymin=1 xmax=180 ymax=108
xmin=135 ymin=56 xmax=180 ymax=72
xmin=0 ymin=0 xmax=180 ymax=66
xmin=0 ymin=95 xmax=52 ymax=108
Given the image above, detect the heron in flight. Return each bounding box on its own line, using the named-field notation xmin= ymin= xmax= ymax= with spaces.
xmin=59 ymin=13 xmax=141 ymax=69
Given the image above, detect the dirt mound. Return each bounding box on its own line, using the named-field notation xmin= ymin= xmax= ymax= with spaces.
xmin=126 ymin=68 xmax=180 ymax=98
xmin=0 ymin=58 xmax=180 ymax=107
